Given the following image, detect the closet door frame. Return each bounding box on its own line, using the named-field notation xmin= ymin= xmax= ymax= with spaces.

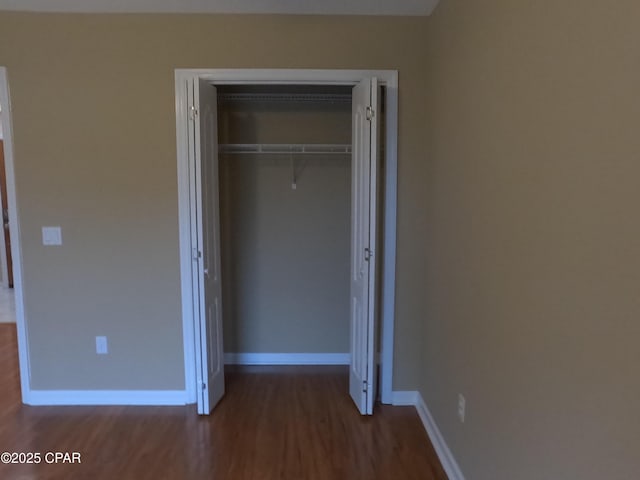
xmin=175 ymin=69 xmax=398 ymax=406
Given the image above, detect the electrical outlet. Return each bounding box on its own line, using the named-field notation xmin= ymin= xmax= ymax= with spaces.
xmin=458 ymin=394 xmax=466 ymax=423
xmin=96 ymin=336 xmax=108 ymax=355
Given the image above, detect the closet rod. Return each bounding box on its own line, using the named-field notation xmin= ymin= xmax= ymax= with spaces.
xmin=219 ymin=144 xmax=352 ymax=155
xmin=218 ymin=93 xmax=351 ymax=104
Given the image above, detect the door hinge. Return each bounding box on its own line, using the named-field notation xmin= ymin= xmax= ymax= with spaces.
xmin=363 ymin=380 xmax=368 ymax=393
xmin=366 ymin=106 xmax=375 ymax=121
xmin=202 ymin=382 xmax=206 ymax=391
xmin=192 ymin=248 xmax=202 ymax=261
xmin=189 ymin=105 xmax=198 ymax=120
xmin=364 ymin=248 xmax=372 ymax=262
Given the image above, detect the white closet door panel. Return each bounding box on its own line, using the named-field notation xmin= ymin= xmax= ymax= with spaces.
xmin=194 ymin=78 xmax=225 ymax=415
xmin=349 ymin=77 xmax=378 ymax=415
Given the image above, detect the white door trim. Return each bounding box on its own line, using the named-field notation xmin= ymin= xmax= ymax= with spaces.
xmin=175 ymin=68 xmax=398 ymax=405
xmin=0 ymin=67 xmax=31 ymax=403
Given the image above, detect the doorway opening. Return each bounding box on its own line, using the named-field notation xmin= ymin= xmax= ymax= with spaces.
xmin=0 ymin=121 xmax=13 ymax=291
xmin=175 ymin=69 xmax=398 ymax=416
xmin=218 ymin=84 xmax=354 ymax=369
xmin=0 ymin=67 xmax=30 ymax=404
xmin=0 ymin=118 xmax=15 ymax=323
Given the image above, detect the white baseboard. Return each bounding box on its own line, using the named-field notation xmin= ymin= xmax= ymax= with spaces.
xmin=392 ymin=390 xmax=466 ymax=480
xmin=391 ymin=390 xmax=419 ymax=405
xmin=224 ymin=352 xmax=350 ymax=365
xmin=27 ymin=389 xmax=189 ymax=406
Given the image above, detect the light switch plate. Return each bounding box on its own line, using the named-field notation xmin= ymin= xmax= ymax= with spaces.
xmin=42 ymin=226 xmax=62 ymax=246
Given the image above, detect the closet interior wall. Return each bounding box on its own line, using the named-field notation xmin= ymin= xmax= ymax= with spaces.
xmin=217 ymin=86 xmax=352 ymax=356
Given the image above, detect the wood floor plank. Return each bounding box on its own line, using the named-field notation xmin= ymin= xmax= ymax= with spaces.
xmin=0 ymin=324 xmax=448 ymax=480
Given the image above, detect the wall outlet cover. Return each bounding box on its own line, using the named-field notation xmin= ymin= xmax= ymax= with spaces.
xmin=458 ymin=393 xmax=466 ymax=423
xmin=96 ymin=336 xmax=108 ymax=355
xmin=42 ymin=226 xmax=62 ymax=246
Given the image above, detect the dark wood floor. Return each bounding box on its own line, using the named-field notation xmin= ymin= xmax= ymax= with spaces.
xmin=0 ymin=323 xmax=447 ymax=480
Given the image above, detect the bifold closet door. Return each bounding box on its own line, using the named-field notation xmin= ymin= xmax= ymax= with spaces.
xmin=349 ymin=77 xmax=381 ymax=415
xmin=190 ymin=78 xmax=225 ymax=415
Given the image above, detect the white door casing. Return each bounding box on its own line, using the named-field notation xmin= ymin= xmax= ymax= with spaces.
xmin=190 ymin=78 xmax=225 ymax=414
xmin=176 ymin=69 xmax=398 ymax=409
xmin=349 ymin=77 xmax=379 ymax=415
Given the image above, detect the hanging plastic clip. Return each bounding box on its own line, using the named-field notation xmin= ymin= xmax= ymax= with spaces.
xmin=291 ymin=151 xmax=297 ymax=190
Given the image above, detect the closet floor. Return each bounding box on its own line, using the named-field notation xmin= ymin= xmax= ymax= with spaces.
xmin=0 ymin=324 xmax=447 ymax=480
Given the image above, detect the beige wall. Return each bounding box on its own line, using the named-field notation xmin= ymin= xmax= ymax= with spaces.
xmin=422 ymin=1 xmax=640 ymax=478
xmin=219 ymin=98 xmax=351 ymax=353
xmin=0 ymin=13 xmax=429 ymax=390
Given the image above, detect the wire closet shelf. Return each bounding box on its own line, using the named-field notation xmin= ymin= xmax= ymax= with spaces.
xmin=219 ymin=144 xmax=352 ymax=155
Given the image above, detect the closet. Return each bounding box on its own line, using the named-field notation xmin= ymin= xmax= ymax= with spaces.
xmin=217 ymin=85 xmax=353 ymax=361
xmin=183 ymin=74 xmax=384 ymax=417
